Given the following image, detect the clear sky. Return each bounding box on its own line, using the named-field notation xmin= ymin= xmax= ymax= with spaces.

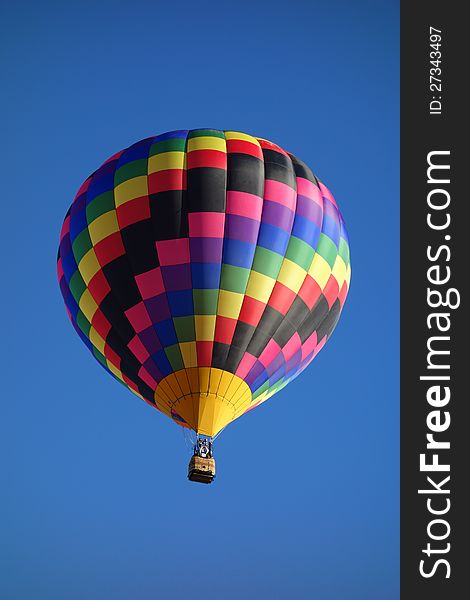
xmin=1 ymin=1 xmax=399 ymax=598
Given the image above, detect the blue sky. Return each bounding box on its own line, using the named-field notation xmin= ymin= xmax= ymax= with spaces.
xmin=1 ymin=1 xmax=399 ymax=598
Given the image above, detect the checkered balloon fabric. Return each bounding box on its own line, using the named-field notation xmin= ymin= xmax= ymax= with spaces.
xmin=57 ymin=129 xmax=351 ymax=437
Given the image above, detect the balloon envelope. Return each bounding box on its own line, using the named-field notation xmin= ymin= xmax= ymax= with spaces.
xmin=57 ymin=129 xmax=351 ymax=437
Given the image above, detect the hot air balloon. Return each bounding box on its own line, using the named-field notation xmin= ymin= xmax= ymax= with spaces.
xmin=57 ymin=129 xmax=351 ymax=483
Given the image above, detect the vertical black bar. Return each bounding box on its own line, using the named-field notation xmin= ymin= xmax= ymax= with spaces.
xmin=401 ymin=3 xmax=466 ymax=598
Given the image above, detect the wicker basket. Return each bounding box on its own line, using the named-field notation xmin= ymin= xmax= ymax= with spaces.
xmin=188 ymin=455 xmax=216 ymax=484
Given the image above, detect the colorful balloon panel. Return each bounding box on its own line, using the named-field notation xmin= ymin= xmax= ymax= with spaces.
xmin=57 ymin=129 xmax=351 ymax=436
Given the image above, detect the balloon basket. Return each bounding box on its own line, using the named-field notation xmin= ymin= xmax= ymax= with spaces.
xmin=188 ymin=455 xmax=216 ymax=484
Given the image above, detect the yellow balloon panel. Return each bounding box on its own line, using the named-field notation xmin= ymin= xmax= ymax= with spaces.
xmin=155 ymin=368 xmax=252 ymax=437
